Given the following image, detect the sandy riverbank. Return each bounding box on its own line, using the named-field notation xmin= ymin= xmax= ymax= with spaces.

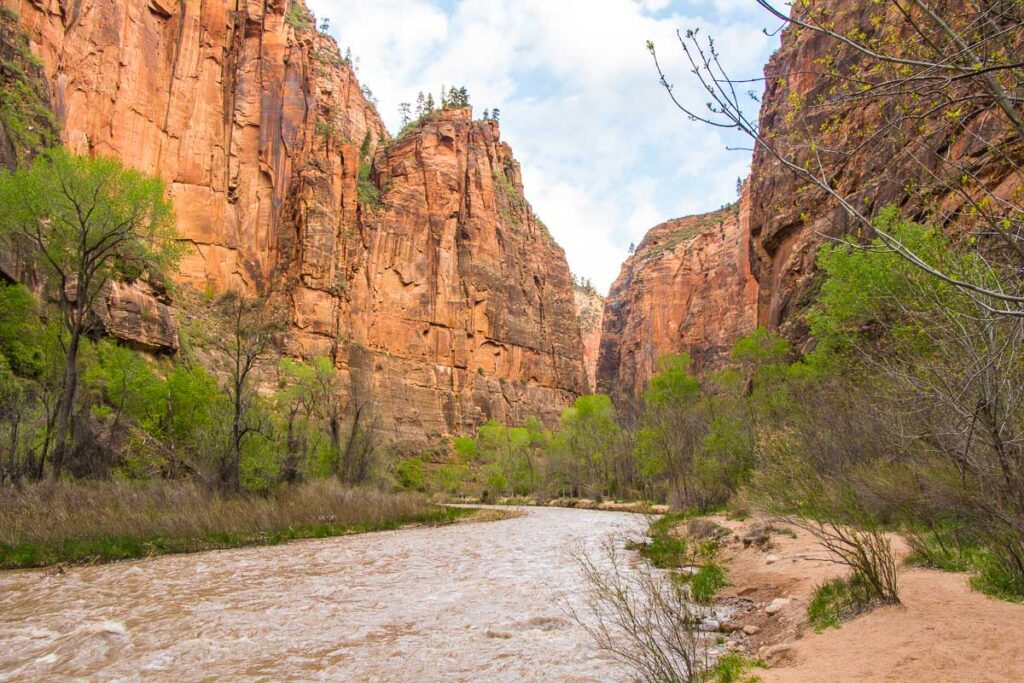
xmin=704 ymin=516 xmax=1024 ymax=682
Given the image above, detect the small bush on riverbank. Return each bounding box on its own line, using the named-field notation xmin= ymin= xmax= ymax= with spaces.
xmin=970 ymin=552 xmax=1024 ymax=603
xmin=702 ymin=653 xmax=763 ymax=683
xmin=807 ymin=574 xmax=877 ymax=631
xmin=690 ymin=559 xmax=728 ymax=604
xmin=0 ymin=479 xmax=466 ymax=569
xmin=572 ymin=538 xmax=710 ymax=683
xmin=905 ymin=527 xmax=980 ymax=573
xmin=632 ymin=513 xmax=692 ymax=568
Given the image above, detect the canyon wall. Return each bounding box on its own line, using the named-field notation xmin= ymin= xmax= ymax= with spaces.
xmin=328 ymin=108 xmax=586 ymax=443
xmin=4 ymin=0 xmax=586 ymax=445
xmin=597 ymin=0 xmax=1023 ymax=406
xmin=8 ymin=0 xmax=387 ymax=294
xmin=747 ymin=1 xmax=1024 ymax=343
xmin=597 ymin=202 xmax=757 ymax=411
xmin=573 ymin=283 xmax=604 ymax=393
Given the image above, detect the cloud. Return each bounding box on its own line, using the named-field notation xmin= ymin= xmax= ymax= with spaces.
xmin=307 ymin=0 xmax=776 ymax=293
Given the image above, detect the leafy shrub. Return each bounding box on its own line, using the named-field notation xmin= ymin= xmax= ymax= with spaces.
xmin=703 ymin=653 xmax=763 ymax=683
xmin=807 ymin=574 xmax=875 ymax=631
xmin=284 ymin=3 xmax=313 ymax=31
xmin=690 ymin=560 xmax=728 ymax=603
xmin=395 ymin=457 xmax=426 ymax=491
xmin=970 ymin=551 xmax=1024 ymax=603
xmin=357 ymin=161 xmax=382 ymax=206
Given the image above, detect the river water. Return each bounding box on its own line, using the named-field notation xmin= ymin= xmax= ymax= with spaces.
xmin=0 ymin=506 xmax=647 ymax=682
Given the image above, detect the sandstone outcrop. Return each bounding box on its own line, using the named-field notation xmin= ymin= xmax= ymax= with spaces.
xmin=597 ymin=201 xmax=757 ymax=410
xmin=597 ymin=1 xmax=1023 ymax=408
xmin=8 ymin=0 xmax=387 ymax=294
xmin=573 ymin=283 xmax=604 ymax=392
xmin=5 ymin=0 xmax=585 ymax=443
xmin=332 ymin=109 xmax=586 ymax=443
xmin=747 ymin=1 xmax=1024 ymax=341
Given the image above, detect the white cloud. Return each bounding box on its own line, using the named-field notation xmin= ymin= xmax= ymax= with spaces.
xmin=307 ymin=0 xmax=776 ymax=293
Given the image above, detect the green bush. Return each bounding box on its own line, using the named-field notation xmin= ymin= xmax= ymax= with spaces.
xmin=702 ymin=653 xmax=763 ymax=683
xmin=905 ymin=526 xmax=980 ymax=573
xmin=0 ymin=283 xmax=52 ymax=377
xmin=395 ymin=457 xmax=426 ymax=491
xmin=970 ymin=551 xmax=1024 ymax=603
xmin=632 ymin=513 xmax=691 ymax=568
xmin=807 ymin=574 xmax=874 ymax=631
xmin=453 ymin=435 xmax=479 ymax=461
xmin=690 ymin=560 xmax=728 ymax=603
xmin=357 ymin=161 xmax=383 ymax=206
xmin=285 ymin=3 xmax=313 ymax=31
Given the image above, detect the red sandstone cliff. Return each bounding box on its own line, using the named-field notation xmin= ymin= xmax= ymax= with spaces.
xmin=4 ymin=0 xmax=586 ymax=444
xmin=747 ymin=1 xmax=1024 ymax=341
xmin=327 ymin=108 xmax=587 ymax=443
xmin=9 ymin=0 xmax=386 ymax=293
xmin=596 ymin=201 xmax=757 ymax=409
xmin=573 ymin=282 xmax=604 ymax=393
xmin=597 ymin=0 xmax=1023 ymax=407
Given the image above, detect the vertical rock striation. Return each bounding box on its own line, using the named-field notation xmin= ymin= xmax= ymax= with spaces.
xmin=597 ymin=201 xmax=757 ymax=411
xmin=5 ymin=0 xmax=586 ymax=443
xmin=746 ymin=1 xmax=1024 ymax=342
xmin=338 ymin=109 xmax=586 ymax=443
xmin=8 ymin=0 xmax=387 ymax=293
xmin=574 ymin=282 xmax=604 ymax=393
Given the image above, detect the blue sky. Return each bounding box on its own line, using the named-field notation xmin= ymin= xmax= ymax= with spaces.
xmin=307 ymin=0 xmax=779 ymax=293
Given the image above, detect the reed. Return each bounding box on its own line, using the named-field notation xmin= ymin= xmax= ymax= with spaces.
xmin=0 ymin=479 xmax=470 ymax=569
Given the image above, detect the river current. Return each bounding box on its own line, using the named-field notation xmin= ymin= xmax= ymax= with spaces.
xmin=0 ymin=506 xmax=646 ymax=682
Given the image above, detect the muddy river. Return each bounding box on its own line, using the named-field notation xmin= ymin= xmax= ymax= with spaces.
xmin=0 ymin=506 xmax=647 ymax=682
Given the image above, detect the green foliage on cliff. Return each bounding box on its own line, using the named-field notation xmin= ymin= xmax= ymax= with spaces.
xmin=285 ymin=3 xmax=314 ymax=32
xmin=0 ymin=15 xmax=60 ymax=164
xmin=357 ymin=160 xmax=383 ymax=206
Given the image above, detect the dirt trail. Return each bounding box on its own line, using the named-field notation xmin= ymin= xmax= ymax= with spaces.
xmin=711 ymin=517 xmax=1024 ymax=682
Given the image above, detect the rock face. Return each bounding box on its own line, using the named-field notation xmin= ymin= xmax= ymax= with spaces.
xmin=7 ymin=0 xmax=585 ymax=443
xmin=597 ymin=202 xmax=757 ymax=410
xmin=323 ymin=108 xmax=586 ymax=444
xmin=597 ymin=1 xmax=1024 ymax=407
xmin=573 ymin=283 xmax=604 ymax=393
xmin=9 ymin=0 xmax=387 ymax=294
xmin=747 ymin=1 xmax=1024 ymax=341
xmin=96 ymin=280 xmax=179 ymax=353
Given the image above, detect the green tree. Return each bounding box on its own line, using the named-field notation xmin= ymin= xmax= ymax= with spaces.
xmin=0 ymin=150 xmax=179 ymax=478
xmin=555 ymin=394 xmax=622 ymax=497
xmin=0 ymin=283 xmax=52 ymax=378
xmin=164 ymin=362 xmax=230 ymax=479
xmin=275 ymin=358 xmax=322 ymax=484
xmin=88 ymin=340 xmax=166 ymax=436
xmin=478 ymin=420 xmax=534 ymax=496
xmin=635 ymin=354 xmax=708 ymax=506
xmin=213 ymin=292 xmax=284 ymax=492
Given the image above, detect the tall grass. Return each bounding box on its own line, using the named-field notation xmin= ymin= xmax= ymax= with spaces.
xmin=0 ymin=479 xmax=467 ymax=568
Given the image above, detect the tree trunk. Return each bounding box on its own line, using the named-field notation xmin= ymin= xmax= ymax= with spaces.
xmin=221 ymin=385 xmax=243 ymax=493
xmin=49 ymin=324 xmax=82 ymax=480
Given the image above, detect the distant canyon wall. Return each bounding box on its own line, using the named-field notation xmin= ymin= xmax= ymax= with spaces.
xmin=597 ymin=0 xmax=1023 ymax=407
xmin=597 ymin=201 xmax=758 ymax=411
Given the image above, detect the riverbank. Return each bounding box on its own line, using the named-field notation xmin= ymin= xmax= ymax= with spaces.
xmin=0 ymin=480 xmax=499 ymax=570
xmin=447 ymin=495 xmax=670 ymax=514
xmin=695 ymin=515 xmax=1024 ymax=682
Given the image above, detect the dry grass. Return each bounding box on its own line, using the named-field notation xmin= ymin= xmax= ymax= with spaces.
xmin=0 ymin=479 xmax=468 ymax=568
